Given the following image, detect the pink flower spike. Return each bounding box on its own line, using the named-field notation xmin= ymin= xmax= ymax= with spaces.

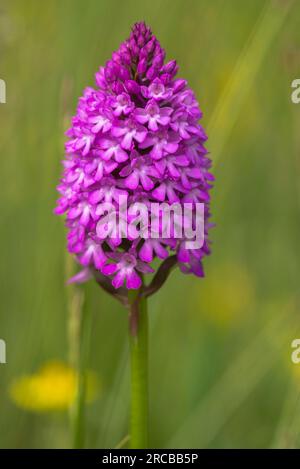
xmin=55 ymin=22 xmax=213 ymax=290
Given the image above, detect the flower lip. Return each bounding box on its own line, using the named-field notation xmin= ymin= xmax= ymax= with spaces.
xmin=120 ymin=253 xmax=137 ymax=270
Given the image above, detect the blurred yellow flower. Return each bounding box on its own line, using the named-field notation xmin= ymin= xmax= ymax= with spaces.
xmin=198 ymin=263 xmax=254 ymax=328
xmin=9 ymin=361 xmax=99 ymax=412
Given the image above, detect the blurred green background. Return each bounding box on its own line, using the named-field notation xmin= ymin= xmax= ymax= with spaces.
xmin=1 ymin=0 xmax=300 ymax=449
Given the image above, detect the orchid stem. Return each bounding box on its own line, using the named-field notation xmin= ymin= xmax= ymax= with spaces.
xmin=128 ymin=291 xmax=149 ymax=449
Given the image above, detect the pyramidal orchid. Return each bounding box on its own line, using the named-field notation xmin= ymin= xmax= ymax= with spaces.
xmin=55 ymin=22 xmax=213 ymax=449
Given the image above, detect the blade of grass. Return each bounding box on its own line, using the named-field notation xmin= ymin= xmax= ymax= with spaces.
xmin=168 ymin=305 xmax=298 ymax=448
xmin=270 ymin=379 xmax=300 ymax=448
xmin=208 ymin=0 xmax=293 ymax=164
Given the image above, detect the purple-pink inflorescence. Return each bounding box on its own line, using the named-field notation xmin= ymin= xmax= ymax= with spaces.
xmin=55 ymin=22 xmax=213 ymax=290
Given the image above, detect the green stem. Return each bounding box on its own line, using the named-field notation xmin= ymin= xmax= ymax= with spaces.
xmin=71 ymin=294 xmax=92 ymax=449
xmin=128 ymin=291 xmax=148 ymax=449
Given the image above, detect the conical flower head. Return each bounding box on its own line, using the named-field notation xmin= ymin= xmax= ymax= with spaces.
xmin=55 ymin=22 xmax=213 ymax=291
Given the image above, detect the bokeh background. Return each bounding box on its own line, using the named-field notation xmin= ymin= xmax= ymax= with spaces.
xmin=1 ymin=0 xmax=300 ymax=449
